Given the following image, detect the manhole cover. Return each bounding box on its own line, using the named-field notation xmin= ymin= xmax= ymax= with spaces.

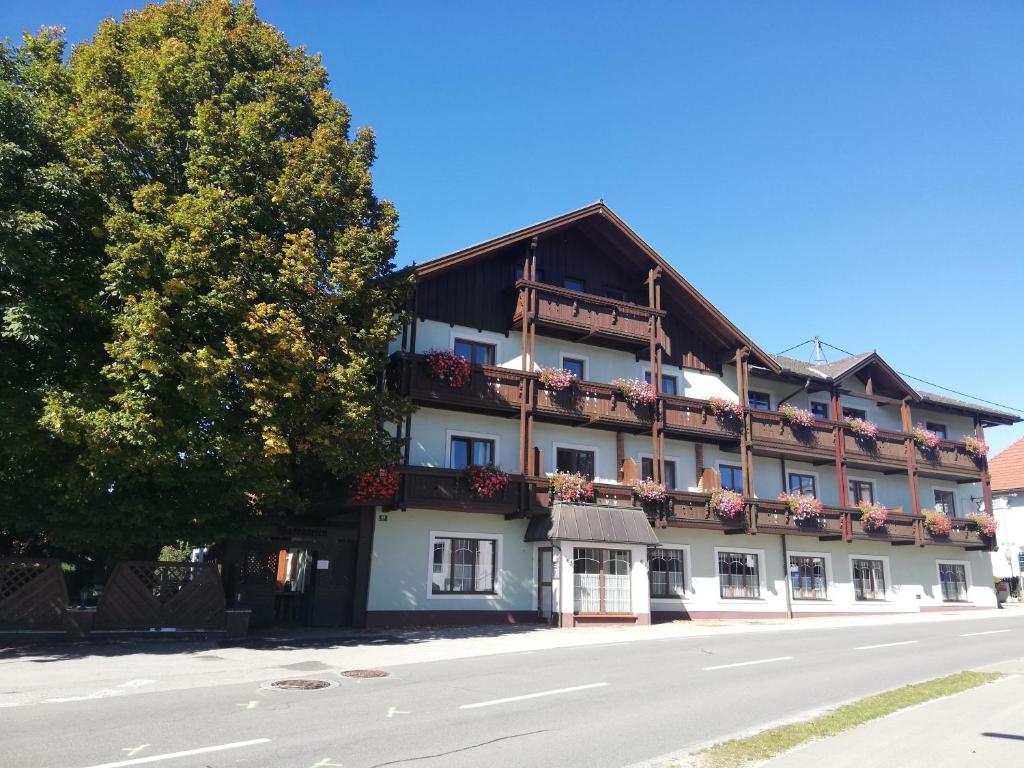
xmin=339 ymin=669 xmax=389 ymax=679
xmin=263 ymin=678 xmax=336 ymax=691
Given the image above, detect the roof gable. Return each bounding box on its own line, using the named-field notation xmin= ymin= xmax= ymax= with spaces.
xmin=773 ymin=351 xmax=917 ymax=399
xmin=991 ymin=438 xmax=1024 ymax=492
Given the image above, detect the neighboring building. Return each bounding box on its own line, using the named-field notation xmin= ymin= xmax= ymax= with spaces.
xmin=989 ymin=438 xmax=1024 ymax=584
xmin=224 ymin=203 xmax=1020 ymax=628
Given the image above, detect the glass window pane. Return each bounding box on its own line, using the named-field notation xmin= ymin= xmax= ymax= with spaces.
xmin=453 ymin=340 xmax=473 ymax=360
xmin=450 ymin=438 xmax=469 ymax=470
xmin=563 ymin=358 xmax=585 ymax=379
xmin=811 ymin=402 xmax=830 ymax=420
xmin=471 ymin=439 xmax=493 ymax=466
xmin=664 ymin=461 xmax=677 ymax=490
xmin=564 ymin=277 xmax=585 ymax=292
xmin=641 ymin=457 xmax=654 ymax=480
xmin=662 ymin=377 xmax=678 ymax=395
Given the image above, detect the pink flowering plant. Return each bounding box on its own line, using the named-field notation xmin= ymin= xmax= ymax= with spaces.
xmin=778 ymin=492 xmax=824 ymax=521
xmin=709 ymin=489 xmax=745 ymax=519
xmin=923 ymin=509 xmax=953 ymax=536
xmin=858 ymin=502 xmax=889 ymax=531
xmin=550 ymin=471 xmax=594 ymax=503
xmin=465 ymin=465 xmax=510 ymax=499
xmin=962 ymin=436 xmax=989 ymax=459
xmin=912 ymin=425 xmax=941 ymax=451
xmin=967 ymin=512 xmax=997 ymax=538
xmin=425 ymin=348 xmax=472 ymax=387
xmin=632 ymin=478 xmax=667 ymax=503
xmin=708 ymin=397 xmax=744 ymax=420
xmin=352 ymin=466 xmax=400 ymax=502
xmin=778 ymin=404 xmax=815 ymax=428
xmin=538 ymin=367 xmax=576 ymax=390
xmin=610 ymin=378 xmax=658 ymax=407
xmin=845 ymin=417 xmax=880 ymax=440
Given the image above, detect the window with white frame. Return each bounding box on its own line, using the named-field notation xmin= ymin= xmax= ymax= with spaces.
xmin=789 ymin=555 xmax=827 ymax=600
xmin=649 ymin=548 xmax=685 ymax=598
xmin=788 ymin=472 xmax=817 ymax=498
xmin=720 ymin=464 xmax=743 ymax=493
xmin=561 ymin=356 xmax=586 ymax=380
xmin=453 ymin=337 xmax=495 ymax=365
xmin=641 ymin=457 xmax=677 ymax=489
xmin=644 ymin=370 xmax=678 ymax=396
xmin=431 ymin=535 xmax=497 ymax=595
xmin=848 ymin=479 xmax=875 ymax=506
xmin=810 ymin=402 xmax=831 ymax=420
xmin=556 ymin=447 xmax=595 ymax=479
xmin=938 ymin=562 xmax=969 ymax=602
xmin=573 ymin=548 xmax=631 ymax=613
xmin=852 ymin=557 xmax=886 ymax=601
xmin=934 ymin=489 xmax=957 ymax=517
xmin=718 ymin=551 xmax=760 ymax=599
xmin=449 ymin=435 xmax=495 ymax=469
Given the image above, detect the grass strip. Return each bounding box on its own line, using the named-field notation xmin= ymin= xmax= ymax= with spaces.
xmin=690 ymin=670 xmax=1003 ymax=768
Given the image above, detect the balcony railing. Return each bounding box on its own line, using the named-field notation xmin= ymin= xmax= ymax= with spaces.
xmin=514 ymin=280 xmax=668 ymax=351
xmin=849 ymin=509 xmax=920 ymax=545
xmin=924 ymin=519 xmax=991 ymax=550
xmin=398 ymin=465 xmax=526 ymax=514
xmin=749 ymin=411 xmax=835 ymax=463
xmin=534 ymin=381 xmax=655 ymax=432
xmin=665 ymin=490 xmax=748 ymax=532
xmin=915 ymin=440 xmax=984 ymax=481
xmin=843 ymin=429 xmax=907 ymax=472
xmin=753 ymin=500 xmax=846 ymax=539
xmin=662 ymin=395 xmax=742 ymax=442
xmin=397 ymin=354 xmax=524 ymax=416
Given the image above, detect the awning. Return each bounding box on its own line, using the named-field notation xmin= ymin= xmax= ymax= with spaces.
xmin=524 ymin=503 xmax=659 ymax=546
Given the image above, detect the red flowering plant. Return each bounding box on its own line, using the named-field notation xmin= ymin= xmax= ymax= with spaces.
xmin=778 ymin=404 xmax=815 ymax=428
xmin=923 ymin=509 xmax=953 ymax=536
xmin=425 ymin=348 xmax=471 ymax=387
xmin=550 ymin=471 xmax=594 ymax=503
xmin=962 ymin=436 xmax=989 ymax=459
xmin=708 ymin=397 xmax=744 ymax=420
xmin=538 ymin=367 xmax=576 ymax=390
xmin=912 ymin=425 xmax=941 ymax=451
xmin=967 ymin=512 xmax=997 ymax=538
xmin=610 ymin=378 xmax=658 ymax=407
xmin=709 ymin=489 xmax=745 ymax=519
xmin=465 ymin=465 xmax=510 ymax=499
xmin=858 ymin=502 xmax=889 ymax=531
xmin=352 ymin=466 xmax=400 ymax=502
xmin=632 ymin=478 xmax=667 ymax=503
xmin=845 ymin=417 xmax=880 ymax=440
xmin=778 ymin=492 xmax=824 ymax=521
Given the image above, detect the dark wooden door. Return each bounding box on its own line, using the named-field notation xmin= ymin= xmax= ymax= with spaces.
xmin=307 ymin=539 xmax=358 ymax=627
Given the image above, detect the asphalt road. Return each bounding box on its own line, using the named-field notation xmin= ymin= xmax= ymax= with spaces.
xmin=4 ymin=615 xmax=1024 ymax=768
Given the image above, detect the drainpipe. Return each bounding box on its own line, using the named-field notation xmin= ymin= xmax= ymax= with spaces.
xmin=777 ymin=378 xmax=812 ymax=407
xmin=779 ymin=456 xmax=793 ymax=618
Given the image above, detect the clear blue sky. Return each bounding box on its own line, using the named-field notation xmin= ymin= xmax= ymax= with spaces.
xmin=5 ymin=1 xmax=1023 ymax=451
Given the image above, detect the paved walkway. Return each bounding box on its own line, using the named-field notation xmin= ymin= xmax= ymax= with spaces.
xmin=763 ymin=657 xmax=1024 ymax=767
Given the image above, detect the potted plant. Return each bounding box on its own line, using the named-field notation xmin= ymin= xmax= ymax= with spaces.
xmin=538 ymin=367 xmax=576 ymax=390
xmin=550 ymin=471 xmax=594 ymax=503
xmin=352 ymin=466 xmax=400 ymax=502
xmin=709 ymin=489 xmax=745 ymax=520
xmin=963 ymin=436 xmax=989 ymax=459
xmin=632 ymin=478 xmax=667 ymax=503
xmin=967 ymin=512 xmax=997 ymax=538
xmin=708 ymin=396 xmax=743 ymax=420
xmin=845 ymin=417 xmax=880 ymax=440
xmin=858 ymin=501 xmax=889 ymax=531
xmin=465 ymin=465 xmax=510 ymax=499
xmin=778 ymin=492 xmax=824 ymax=522
xmin=923 ymin=509 xmax=953 ymax=537
xmin=912 ymin=425 xmax=941 ymax=451
xmin=425 ymin=348 xmax=471 ymax=387
xmin=610 ymin=378 xmax=657 ymax=407
xmin=778 ymin=404 xmax=815 ymax=428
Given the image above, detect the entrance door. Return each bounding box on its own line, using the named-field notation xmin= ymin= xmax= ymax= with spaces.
xmin=307 ymin=539 xmax=358 ymax=627
xmin=537 ymin=547 xmax=553 ymax=621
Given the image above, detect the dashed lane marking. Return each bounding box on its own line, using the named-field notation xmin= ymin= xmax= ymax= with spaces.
xmin=78 ymin=738 xmax=270 ymax=768
xmin=702 ymin=656 xmax=793 ymax=671
xmin=854 ymin=640 xmax=918 ymax=650
xmin=961 ymin=629 xmax=1011 ymax=637
xmin=459 ymin=682 xmax=609 ymax=709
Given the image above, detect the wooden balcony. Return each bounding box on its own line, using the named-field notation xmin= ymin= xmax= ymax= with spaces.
xmin=664 ymin=490 xmax=748 ymax=533
xmin=753 ymin=500 xmax=846 ymax=540
xmin=749 ymin=411 xmax=835 ymax=464
xmin=849 ymin=509 xmax=920 ymax=545
xmin=924 ymin=519 xmax=991 ymax=551
xmin=662 ymin=395 xmax=742 ymax=443
xmin=534 ymin=381 xmax=655 ymax=433
xmin=398 ymin=465 xmax=526 ymax=515
xmin=514 ymin=280 xmax=667 ymax=352
xmin=397 ymin=354 xmax=524 ymax=416
xmin=843 ymin=429 xmax=908 ymax=473
xmin=915 ymin=441 xmax=984 ymax=482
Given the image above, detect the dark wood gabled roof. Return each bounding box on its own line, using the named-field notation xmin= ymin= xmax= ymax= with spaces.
xmin=773 ymin=351 xmax=919 ymax=400
xmin=415 ymin=202 xmax=780 ymax=372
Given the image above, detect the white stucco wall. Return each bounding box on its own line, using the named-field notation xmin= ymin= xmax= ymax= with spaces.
xmin=408 ymin=408 xmax=520 ymax=471
xmin=551 ymin=541 xmax=650 ymax=618
xmin=991 ymin=492 xmax=1024 ymax=580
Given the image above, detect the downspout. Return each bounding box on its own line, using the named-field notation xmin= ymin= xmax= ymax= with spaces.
xmin=779 ymin=456 xmax=793 ymax=618
xmin=777 ymin=378 xmax=812 ymax=407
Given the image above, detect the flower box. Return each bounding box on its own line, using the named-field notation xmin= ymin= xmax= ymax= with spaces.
xmin=912 ymin=425 xmax=941 ymax=451
xmin=550 ymin=471 xmax=594 ymax=503
xmin=425 ymin=348 xmax=471 ymax=387
xmin=707 ymin=397 xmax=743 ymax=420
xmin=352 ymin=466 xmax=399 ymax=502
xmin=923 ymin=509 xmax=953 ymax=536
xmin=858 ymin=501 xmax=889 ymax=531
xmin=709 ymin=489 xmax=745 ymax=519
xmin=632 ymin=478 xmax=666 ymax=503
xmin=962 ymin=436 xmax=989 ymax=459
xmin=778 ymin=404 xmax=815 ymax=428
xmin=610 ymin=378 xmax=657 ymax=407
xmin=538 ymin=367 xmax=576 ymax=391
xmin=778 ymin=492 xmax=824 ymax=522
xmin=465 ymin=465 xmax=510 ymax=499
xmin=967 ymin=512 xmax=997 ymax=538
xmin=845 ymin=417 xmax=879 ymax=440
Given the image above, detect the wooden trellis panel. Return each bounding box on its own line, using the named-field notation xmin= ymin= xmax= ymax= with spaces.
xmin=0 ymin=558 xmax=69 ymax=630
xmin=95 ymin=562 xmax=226 ymax=630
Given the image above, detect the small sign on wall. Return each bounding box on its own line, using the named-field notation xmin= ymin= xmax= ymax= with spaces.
xmin=316 ymin=560 xmax=330 ymax=570
xmin=378 ymin=513 xmax=389 ymax=522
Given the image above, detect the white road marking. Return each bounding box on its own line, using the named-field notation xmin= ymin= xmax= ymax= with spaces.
xmin=118 ymin=680 xmax=155 ymax=689
xmin=702 ymin=656 xmax=793 ymax=671
xmin=459 ymin=682 xmax=609 ymax=709
xmin=854 ymin=640 xmax=919 ymax=650
xmin=309 ymin=760 xmax=343 ymax=768
xmin=44 ymin=689 xmax=126 ymax=704
xmin=237 ymin=700 xmax=260 ymax=709
xmin=79 ymin=738 xmax=270 ymax=768
xmin=121 ymin=746 xmax=150 ymax=757
xmin=386 ymin=706 xmax=409 ymax=718
xmin=961 ymin=629 xmax=1011 ymax=637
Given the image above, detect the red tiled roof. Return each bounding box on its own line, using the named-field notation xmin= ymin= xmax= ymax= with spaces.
xmin=990 ymin=437 xmax=1024 ymax=492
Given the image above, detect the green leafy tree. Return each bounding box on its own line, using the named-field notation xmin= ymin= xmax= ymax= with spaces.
xmin=8 ymin=0 xmax=410 ymax=555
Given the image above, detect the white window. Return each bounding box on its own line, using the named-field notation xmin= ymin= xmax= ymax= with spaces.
xmin=573 ymin=547 xmax=631 ymax=613
xmin=789 ymin=553 xmax=828 ymax=600
xmin=649 ymin=548 xmax=687 ymax=598
xmin=428 ymin=531 xmax=502 ymax=598
xmin=934 ymin=489 xmax=957 ymax=517
xmin=938 ymin=561 xmax=970 ymax=603
xmin=718 ymin=551 xmax=761 ymax=599
xmin=851 ymin=556 xmax=887 ymax=601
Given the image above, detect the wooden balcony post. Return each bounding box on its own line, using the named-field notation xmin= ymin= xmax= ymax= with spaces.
xmin=737 ymin=348 xmax=754 ymax=498
xmin=901 ymin=398 xmax=921 ymax=515
xmin=831 ymin=388 xmax=849 ymax=508
xmin=647 ymin=268 xmax=661 ymax=483
xmin=976 ymin=418 xmax=995 ymax=520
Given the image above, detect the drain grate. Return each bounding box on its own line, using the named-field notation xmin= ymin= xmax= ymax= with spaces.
xmin=339 ymin=669 xmax=389 ymax=679
xmin=264 ymin=678 xmax=335 ymax=691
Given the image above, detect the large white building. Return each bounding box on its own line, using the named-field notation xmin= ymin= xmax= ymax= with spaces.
xmin=989 ymin=439 xmax=1024 ymax=588
xmin=225 ymin=204 xmax=1019 ymax=628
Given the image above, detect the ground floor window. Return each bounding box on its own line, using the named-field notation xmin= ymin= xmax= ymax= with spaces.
xmin=718 ymin=551 xmax=760 ymax=599
xmin=573 ymin=548 xmax=631 ymax=613
xmin=789 ymin=555 xmax=827 ymax=600
xmin=431 ymin=536 xmax=496 ymax=594
xmin=939 ymin=563 xmax=969 ymax=602
xmin=852 ymin=558 xmax=886 ymax=601
xmin=649 ymin=548 xmax=685 ymax=598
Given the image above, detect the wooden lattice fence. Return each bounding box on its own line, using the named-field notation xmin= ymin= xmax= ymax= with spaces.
xmin=0 ymin=558 xmax=69 ymax=630
xmin=94 ymin=562 xmax=226 ymax=630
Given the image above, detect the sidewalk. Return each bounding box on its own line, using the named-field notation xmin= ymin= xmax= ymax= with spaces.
xmin=762 ymin=658 xmax=1024 ymax=767
xmin=1 ymin=606 xmax=1021 ymax=709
